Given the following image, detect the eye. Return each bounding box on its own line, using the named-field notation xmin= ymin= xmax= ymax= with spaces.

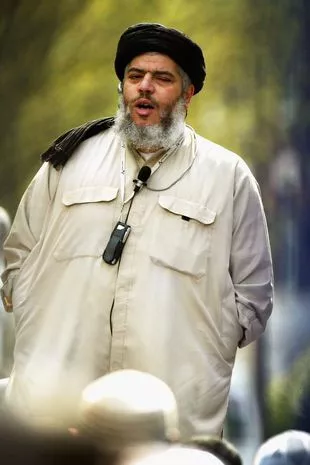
xmin=128 ymin=74 xmax=142 ymax=81
xmin=155 ymin=74 xmax=174 ymax=83
xmin=158 ymin=76 xmax=172 ymax=82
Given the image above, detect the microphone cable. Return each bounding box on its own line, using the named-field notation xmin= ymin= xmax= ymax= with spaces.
xmin=124 ymin=165 xmax=151 ymax=223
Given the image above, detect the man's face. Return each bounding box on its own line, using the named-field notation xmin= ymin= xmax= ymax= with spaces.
xmin=123 ymin=53 xmax=193 ymax=127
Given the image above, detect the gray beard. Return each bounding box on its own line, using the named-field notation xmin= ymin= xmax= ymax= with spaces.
xmin=114 ymin=95 xmax=186 ymax=152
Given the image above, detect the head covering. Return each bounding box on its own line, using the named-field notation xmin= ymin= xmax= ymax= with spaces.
xmin=78 ymin=369 xmax=179 ymax=452
xmin=254 ymin=430 xmax=310 ymax=465
xmin=114 ymin=23 xmax=206 ymax=94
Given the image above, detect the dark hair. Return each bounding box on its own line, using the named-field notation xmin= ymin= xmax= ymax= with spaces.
xmin=187 ymin=435 xmax=243 ymax=465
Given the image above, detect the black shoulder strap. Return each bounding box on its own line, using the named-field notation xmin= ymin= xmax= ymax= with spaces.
xmin=41 ymin=116 xmax=115 ymax=168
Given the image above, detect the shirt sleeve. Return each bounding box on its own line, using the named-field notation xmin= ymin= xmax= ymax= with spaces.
xmin=230 ymin=158 xmax=274 ymax=347
xmin=0 ymin=163 xmax=60 ymax=312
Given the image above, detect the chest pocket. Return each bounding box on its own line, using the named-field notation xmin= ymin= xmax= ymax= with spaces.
xmin=53 ymin=186 xmax=118 ymax=261
xmin=149 ymin=195 xmax=216 ymax=279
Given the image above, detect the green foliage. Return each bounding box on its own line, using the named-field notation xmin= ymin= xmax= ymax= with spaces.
xmin=0 ymin=0 xmax=303 ymax=215
xmin=0 ymin=1 xmax=85 ymax=212
xmin=266 ymin=347 xmax=310 ymax=436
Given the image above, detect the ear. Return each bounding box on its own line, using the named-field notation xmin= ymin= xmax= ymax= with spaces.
xmin=184 ymin=84 xmax=195 ymax=108
xmin=117 ymin=82 xmax=123 ymax=94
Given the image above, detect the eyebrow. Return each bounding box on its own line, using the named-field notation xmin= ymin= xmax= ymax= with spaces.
xmin=126 ymin=67 xmax=176 ymax=79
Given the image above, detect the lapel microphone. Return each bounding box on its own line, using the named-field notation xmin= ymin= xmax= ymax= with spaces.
xmin=133 ymin=166 xmax=152 ymax=193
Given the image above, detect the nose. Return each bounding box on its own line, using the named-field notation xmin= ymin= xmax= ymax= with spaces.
xmin=138 ymin=73 xmax=154 ymax=93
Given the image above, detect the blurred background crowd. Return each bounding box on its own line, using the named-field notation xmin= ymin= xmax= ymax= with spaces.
xmin=1 ymin=0 xmax=310 ymax=463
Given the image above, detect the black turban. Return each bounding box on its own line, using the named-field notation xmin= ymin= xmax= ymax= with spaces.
xmin=114 ymin=23 xmax=206 ymax=94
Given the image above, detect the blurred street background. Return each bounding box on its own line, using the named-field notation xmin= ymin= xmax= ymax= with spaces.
xmin=1 ymin=1 xmax=309 ymax=463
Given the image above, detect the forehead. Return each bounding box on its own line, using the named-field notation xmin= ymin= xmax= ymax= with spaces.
xmin=126 ymin=52 xmax=180 ymax=74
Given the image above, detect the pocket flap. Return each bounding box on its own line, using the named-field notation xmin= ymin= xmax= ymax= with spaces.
xmin=62 ymin=186 xmax=118 ymax=206
xmin=158 ymin=195 xmax=216 ymax=225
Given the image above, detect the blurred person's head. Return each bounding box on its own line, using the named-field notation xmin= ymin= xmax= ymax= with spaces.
xmin=253 ymin=430 xmax=310 ymax=465
xmin=187 ymin=435 xmax=242 ymax=465
xmin=78 ymin=369 xmax=179 ymax=453
xmin=123 ymin=445 xmax=225 ymax=465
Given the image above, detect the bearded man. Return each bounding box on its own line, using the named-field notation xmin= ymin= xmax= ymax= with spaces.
xmin=1 ymin=23 xmax=273 ymax=437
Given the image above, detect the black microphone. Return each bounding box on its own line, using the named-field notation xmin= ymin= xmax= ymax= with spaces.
xmin=133 ymin=166 xmax=152 ymax=193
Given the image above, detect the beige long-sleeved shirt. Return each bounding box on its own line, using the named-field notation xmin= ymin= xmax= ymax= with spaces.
xmin=1 ymin=126 xmax=273 ymax=436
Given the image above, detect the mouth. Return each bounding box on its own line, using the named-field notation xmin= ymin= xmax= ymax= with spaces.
xmin=134 ymin=99 xmax=156 ymax=117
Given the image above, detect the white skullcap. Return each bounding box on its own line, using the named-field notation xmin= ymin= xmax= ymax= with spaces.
xmin=79 ymin=370 xmax=179 ymax=451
